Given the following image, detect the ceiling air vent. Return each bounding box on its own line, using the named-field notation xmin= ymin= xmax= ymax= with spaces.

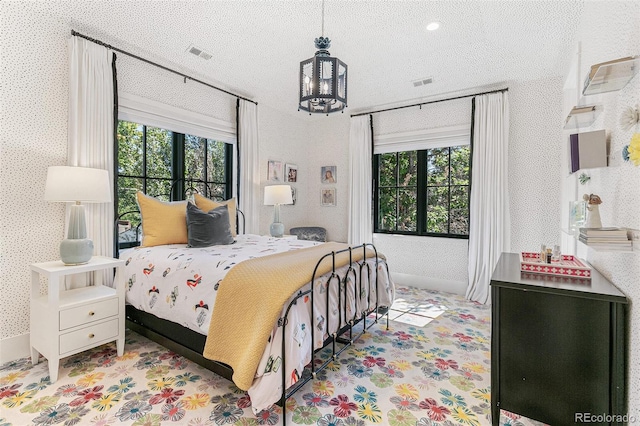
xmin=412 ymin=77 xmax=433 ymax=87
xmin=187 ymin=45 xmax=212 ymax=60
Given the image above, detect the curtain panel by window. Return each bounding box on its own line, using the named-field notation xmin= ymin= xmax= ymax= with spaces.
xmin=238 ymin=99 xmax=259 ymax=234
xmin=466 ymin=92 xmax=511 ymax=304
xmin=348 ymin=115 xmax=373 ymax=245
xmin=67 ymin=37 xmax=116 ymax=284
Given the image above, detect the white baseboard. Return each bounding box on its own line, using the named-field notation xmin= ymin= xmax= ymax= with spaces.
xmin=1 ymin=333 xmax=31 ymax=364
xmin=391 ymin=272 xmax=467 ymax=296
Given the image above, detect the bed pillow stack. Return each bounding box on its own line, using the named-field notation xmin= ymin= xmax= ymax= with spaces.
xmin=136 ymin=191 xmax=237 ymax=247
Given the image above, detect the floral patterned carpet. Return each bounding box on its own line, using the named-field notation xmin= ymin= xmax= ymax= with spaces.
xmin=0 ymin=287 xmax=545 ymax=426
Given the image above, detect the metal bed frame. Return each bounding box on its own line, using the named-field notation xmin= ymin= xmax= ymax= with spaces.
xmin=115 ymin=187 xmax=390 ymax=424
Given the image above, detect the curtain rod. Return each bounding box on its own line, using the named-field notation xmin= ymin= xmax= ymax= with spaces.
xmin=351 ymin=87 xmax=508 ymax=117
xmin=71 ymin=30 xmax=257 ymax=105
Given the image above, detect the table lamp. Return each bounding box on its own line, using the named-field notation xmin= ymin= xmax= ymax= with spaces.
xmin=44 ymin=166 xmax=112 ymax=265
xmin=264 ymin=185 xmax=293 ymax=237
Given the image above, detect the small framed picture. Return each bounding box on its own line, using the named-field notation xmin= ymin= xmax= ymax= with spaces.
xmin=321 ymin=188 xmax=336 ymax=206
xmin=321 ymin=166 xmax=337 ymax=184
xmin=267 ymin=160 xmax=283 ymax=182
xmin=291 ymin=187 xmax=297 ymax=205
xmin=285 ymin=163 xmax=298 ymax=183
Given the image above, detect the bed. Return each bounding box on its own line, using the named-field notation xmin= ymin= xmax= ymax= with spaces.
xmin=116 ymin=191 xmax=395 ymax=421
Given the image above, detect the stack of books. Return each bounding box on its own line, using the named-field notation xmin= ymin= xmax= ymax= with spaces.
xmin=579 ymin=227 xmax=632 ymax=250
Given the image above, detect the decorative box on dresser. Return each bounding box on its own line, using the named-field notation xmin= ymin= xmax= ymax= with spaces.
xmin=490 ymin=253 xmax=627 ymax=426
xmin=30 ymin=256 xmax=125 ymax=382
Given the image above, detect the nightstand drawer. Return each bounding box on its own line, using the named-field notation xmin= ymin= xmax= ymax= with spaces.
xmin=59 ymin=318 xmax=118 ymax=354
xmin=60 ymin=297 xmax=118 ymax=330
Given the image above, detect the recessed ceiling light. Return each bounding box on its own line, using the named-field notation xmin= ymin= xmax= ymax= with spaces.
xmin=426 ymin=21 xmax=440 ymax=31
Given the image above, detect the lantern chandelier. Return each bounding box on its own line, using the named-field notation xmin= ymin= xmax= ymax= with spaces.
xmin=298 ymin=0 xmax=348 ymax=115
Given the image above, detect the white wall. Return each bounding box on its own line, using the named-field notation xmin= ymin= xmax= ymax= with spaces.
xmin=257 ymin=106 xmax=320 ymax=236
xmin=304 ymin=116 xmax=352 ymax=243
xmin=560 ymin=1 xmax=640 ymax=416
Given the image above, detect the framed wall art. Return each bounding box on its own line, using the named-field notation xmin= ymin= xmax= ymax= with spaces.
xmin=267 ymin=160 xmax=283 ymax=182
xmin=321 ymin=166 xmax=337 ymax=184
xmin=321 ymin=188 xmax=336 ymax=206
xmin=285 ymin=163 xmax=298 ymax=183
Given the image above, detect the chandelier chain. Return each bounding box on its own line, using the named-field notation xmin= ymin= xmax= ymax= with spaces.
xmin=321 ymin=0 xmax=325 ymax=36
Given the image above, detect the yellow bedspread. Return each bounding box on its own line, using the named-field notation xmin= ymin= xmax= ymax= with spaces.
xmin=203 ymin=242 xmax=379 ymax=391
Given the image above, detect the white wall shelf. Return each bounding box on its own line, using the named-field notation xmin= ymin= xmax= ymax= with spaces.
xmin=575 ymin=228 xmax=639 ymax=253
xmin=583 ymin=56 xmax=639 ymax=96
xmin=564 ymin=105 xmax=600 ymax=130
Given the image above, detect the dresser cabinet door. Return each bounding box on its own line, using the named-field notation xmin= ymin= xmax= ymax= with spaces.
xmin=498 ymin=287 xmax=611 ymax=426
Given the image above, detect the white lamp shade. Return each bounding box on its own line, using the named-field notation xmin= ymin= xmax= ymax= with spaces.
xmin=264 ymin=185 xmax=293 ymax=205
xmin=44 ymin=166 xmax=112 ymax=203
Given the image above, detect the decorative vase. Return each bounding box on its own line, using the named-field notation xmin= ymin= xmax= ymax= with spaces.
xmin=585 ymin=203 xmax=602 ymax=228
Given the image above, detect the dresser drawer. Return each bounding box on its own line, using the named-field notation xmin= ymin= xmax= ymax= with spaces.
xmin=60 ymin=297 xmax=118 ymax=330
xmin=59 ymin=318 xmax=119 ymax=355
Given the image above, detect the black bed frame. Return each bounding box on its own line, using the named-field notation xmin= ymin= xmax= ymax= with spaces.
xmin=116 ymin=196 xmax=390 ymax=424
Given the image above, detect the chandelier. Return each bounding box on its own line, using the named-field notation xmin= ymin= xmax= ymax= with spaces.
xmin=298 ymin=0 xmax=347 ymax=115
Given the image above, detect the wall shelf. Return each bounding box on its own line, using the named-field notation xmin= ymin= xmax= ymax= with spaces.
xmin=576 ymin=228 xmax=639 ymax=253
xmin=583 ymin=56 xmax=639 ymax=96
xmin=564 ymin=105 xmax=600 ymax=130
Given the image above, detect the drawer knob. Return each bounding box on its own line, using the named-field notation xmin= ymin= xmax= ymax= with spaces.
xmin=89 ymin=311 xmax=95 ymax=316
xmin=89 ymin=333 xmax=95 ymax=339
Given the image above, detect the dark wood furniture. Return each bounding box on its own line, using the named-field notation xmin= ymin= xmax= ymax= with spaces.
xmin=490 ymin=253 xmax=627 ymax=426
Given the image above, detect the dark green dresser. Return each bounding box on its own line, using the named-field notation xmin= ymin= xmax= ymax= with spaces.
xmin=490 ymin=252 xmax=627 ymax=426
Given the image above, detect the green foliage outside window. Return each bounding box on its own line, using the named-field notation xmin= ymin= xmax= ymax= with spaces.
xmin=116 ymin=120 xmax=230 ymax=225
xmin=376 ymin=145 xmax=470 ymax=237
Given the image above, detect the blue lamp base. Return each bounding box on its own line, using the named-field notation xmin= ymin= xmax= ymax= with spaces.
xmin=270 ymin=222 xmax=285 ymax=238
xmin=60 ymin=238 xmax=94 ymax=265
xmin=60 ymin=203 xmax=94 ymax=265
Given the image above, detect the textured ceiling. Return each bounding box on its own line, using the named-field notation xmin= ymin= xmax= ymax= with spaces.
xmin=48 ymin=0 xmax=586 ymax=115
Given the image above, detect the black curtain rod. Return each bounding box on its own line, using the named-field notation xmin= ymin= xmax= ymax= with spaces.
xmin=71 ymin=30 xmax=257 ymax=105
xmin=351 ymin=87 xmax=508 ymax=117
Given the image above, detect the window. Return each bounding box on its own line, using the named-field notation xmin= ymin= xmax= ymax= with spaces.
xmin=374 ymin=145 xmax=471 ymax=237
xmin=116 ymin=120 xmax=233 ymax=221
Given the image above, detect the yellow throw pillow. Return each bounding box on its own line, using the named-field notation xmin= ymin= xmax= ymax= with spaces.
xmin=136 ymin=191 xmax=188 ymax=246
xmin=194 ymin=193 xmax=237 ymax=236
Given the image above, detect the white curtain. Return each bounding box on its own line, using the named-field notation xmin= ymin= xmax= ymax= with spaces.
xmin=67 ymin=37 xmax=115 ymax=283
xmin=238 ymin=99 xmax=260 ymax=234
xmin=348 ymin=115 xmax=373 ymax=245
xmin=466 ymin=92 xmax=511 ymax=304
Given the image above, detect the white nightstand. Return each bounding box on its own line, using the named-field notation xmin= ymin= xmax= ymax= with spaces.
xmin=30 ymin=256 xmax=125 ymax=382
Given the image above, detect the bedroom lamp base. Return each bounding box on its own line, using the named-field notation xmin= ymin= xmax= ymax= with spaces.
xmin=270 ymin=222 xmax=285 ymax=238
xmin=60 ymin=238 xmax=93 ymax=265
xmin=60 ymin=203 xmax=93 ymax=265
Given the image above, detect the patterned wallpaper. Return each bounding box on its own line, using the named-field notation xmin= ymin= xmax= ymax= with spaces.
xmin=560 ymin=0 xmax=640 ymax=416
xmin=1 ymin=3 xmax=71 ymax=339
xmin=257 ymin=107 xmax=327 ymax=238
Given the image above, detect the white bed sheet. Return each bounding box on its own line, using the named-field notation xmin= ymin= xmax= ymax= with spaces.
xmin=121 ymin=234 xmax=322 ymax=335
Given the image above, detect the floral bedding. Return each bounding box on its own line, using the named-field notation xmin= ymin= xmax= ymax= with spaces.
xmin=119 ymin=234 xmax=394 ymax=413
